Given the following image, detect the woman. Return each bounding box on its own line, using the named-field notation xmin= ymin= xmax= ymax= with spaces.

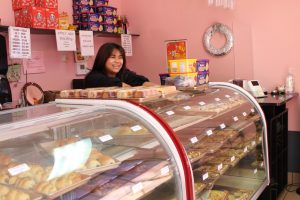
xmin=85 ymin=43 xmax=155 ymax=88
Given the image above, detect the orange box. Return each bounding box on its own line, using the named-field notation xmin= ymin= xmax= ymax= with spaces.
xmin=45 ymin=8 xmax=58 ymax=29
xmin=35 ymin=0 xmax=58 ymax=8
xmin=12 ymin=0 xmax=35 ymax=11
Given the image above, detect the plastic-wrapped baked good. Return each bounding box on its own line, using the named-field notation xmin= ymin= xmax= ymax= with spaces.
xmin=195 ymin=164 xmax=229 ymax=175
xmin=218 ymin=148 xmax=245 ymax=158
xmin=208 ymin=190 xmax=228 ymax=200
xmin=187 ymin=150 xmax=206 ymax=161
xmin=191 ymin=142 xmax=223 ymax=153
xmin=193 ymin=168 xmax=220 ymax=189
xmin=194 ymin=182 xmax=206 ymax=194
xmin=201 ymin=135 xmax=229 ymax=144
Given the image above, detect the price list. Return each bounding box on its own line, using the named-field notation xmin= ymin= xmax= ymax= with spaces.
xmin=9 ymin=26 xmax=31 ymax=59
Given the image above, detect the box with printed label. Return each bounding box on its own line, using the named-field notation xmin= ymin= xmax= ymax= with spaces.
xmin=197 ymin=71 xmax=209 ymax=85
xmin=196 ymin=59 xmax=209 ymax=72
xmin=168 ymin=59 xmax=197 ymax=73
xmin=12 ymin=0 xmax=35 ymax=11
xmin=45 ymin=8 xmax=58 ymax=29
xmin=35 ymin=0 xmax=58 ymax=8
xmin=15 ymin=6 xmax=46 ymax=28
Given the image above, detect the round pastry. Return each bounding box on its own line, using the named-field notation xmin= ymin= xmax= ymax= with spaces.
xmin=41 ymin=183 xmax=56 ymax=195
xmin=6 ymin=190 xmax=18 ymax=200
xmin=86 ymin=160 xmax=101 ymax=168
xmin=9 ymin=176 xmax=18 ymax=185
xmin=35 ymin=182 xmax=48 ymax=193
xmin=17 ymin=177 xmax=36 ymax=189
xmin=68 ymin=173 xmax=81 ymax=183
xmin=55 ymin=175 xmax=72 ymax=190
xmin=0 ymin=185 xmax=9 ymax=196
xmin=15 ymin=191 xmax=30 ymax=200
xmin=17 ymin=171 xmax=32 ymax=179
xmin=98 ymin=154 xmax=115 ymax=165
xmin=0 ymin=174 xmax=9 ymax=184
xmin=29 ymin=165 xmax=44 ymax=174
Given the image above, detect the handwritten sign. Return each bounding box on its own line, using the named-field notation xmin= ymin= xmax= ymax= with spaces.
xmin=121 ymin=34 xmax=132 ymax=56
xmin=23 ymin=51 xmax=45 ymax=74
xmin=55 ymin=30 xmax=76 ymax=51
xmin=9 ymin=26 xmax=31 ymax=59
xmin=79 ymin=30 xmax=94 ymax=56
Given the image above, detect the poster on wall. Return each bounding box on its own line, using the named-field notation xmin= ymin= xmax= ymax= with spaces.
xmin=8 ymin=26 xmax=31 ymax=59
xmin=165 ymin=39 xmax=187 ymax=61
xmin=55 ymin=30 xmax=76 ymax=51
xmin=23 ymin=51 xmax=45 ymax=74
xmin=121 ymin=34 xmax=133 ymax=56
xmin=79 ymin=30 xmax=94 ymax=56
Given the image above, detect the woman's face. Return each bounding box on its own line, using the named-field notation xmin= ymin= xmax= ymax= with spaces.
xmin=105 ymin=49 xmax=123 ymax=77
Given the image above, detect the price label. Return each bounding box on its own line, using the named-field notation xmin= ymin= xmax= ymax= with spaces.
xmin=132 ymin=182 xmax=143 ymax=194
xmin=259 ymin=137 xmax=262 ymax=142
xmin=199 ymin=101 xmax=206 ymax=106
xmin=215 ymin=98 xmax=221 ymax=102
xmin=131 ymin=125 xmax=142 ymax=132
xmin=160 ymin=166 xmax=170 ymax=176
xmin=231 ymin=156 xmax=236 ymax=162
xmin=243 ymin=112 xmax=247 ymax=117
xmin=218 ymin=163 xmax=223 ymax=171
xmin=251 ymin=141 xmax=256 ymax=146
xmin=219 ymin=123 xmax=226 ymax=129
xmin=190 ymin=137 xmax=198 ymax=144
xmin=183 ymin=106 xmax=191 ymax=110
xmin=251 ymin=108 xmax=255 ymax=113
xmin=225 ymin=95 xmax=231 ymax=98
xmin=8 ymin=163 xmax=30 ymax=176
xmin=166 ymin=111 xmax=175 ymax=116
xmin=99 ymin=134 xmax=113 ymax=142
xmin=234 ymin=92 xmax=239 ymax=95
xmin=206 ymin=130 xmax=213 ymax=136
xmin=233 ymin=116 xmax=239 ymax=122
xmin=244 ymin=147 xmax=248 ymax=153
xmin=254 ymin=168 xmax=258 ymax=174
xmin=202 ymin=173 xmax=209 ymax=181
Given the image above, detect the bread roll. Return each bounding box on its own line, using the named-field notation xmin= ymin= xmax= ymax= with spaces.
xmin=41 ymin=183 xmax=56 ymax=195
xmin=68 ymin=173 xmax=81 ymax=183
xmin=0 ymin=185 xmax=9 ymax=196
xmin=98 ymin=154 xmax=115 ymax=165
xmin=9 ymin=176 xmax=18 ymax=185
xmin=6 ymin=190 xmax=18 ymax=200
xmin=35 ymin=182 xmax=48 ymax=193
xmin=17 ymin=177 xmax=36 ymax=189
xmin=86 ymin=160 xmax=101 ymax=168
xmin=0 ymin=174 xmax=9 ymax=184
xmin=55 ymin=175 xmax=72 ymax=190
xmin=15 ymin=191 xmax=30 ymax=200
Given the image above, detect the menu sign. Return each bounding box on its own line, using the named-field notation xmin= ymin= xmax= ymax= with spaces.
xmin=9 ymin=26 xmax=31 ymax=59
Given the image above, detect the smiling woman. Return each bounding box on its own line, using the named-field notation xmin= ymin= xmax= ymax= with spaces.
xmin=85 ymin=43 xmax=154 ymax=88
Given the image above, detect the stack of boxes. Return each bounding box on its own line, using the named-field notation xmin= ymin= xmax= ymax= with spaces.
xmin=166 ymin=59 xmax=209 ymax=86
xmin=13 ymin=0 xmax=59 ymax=29
xmin=72 ymin=0 xmax=119 ymax=33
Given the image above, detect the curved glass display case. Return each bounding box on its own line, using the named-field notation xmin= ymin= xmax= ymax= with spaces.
xmin=0 ymin=82 xmax=269 ymax=200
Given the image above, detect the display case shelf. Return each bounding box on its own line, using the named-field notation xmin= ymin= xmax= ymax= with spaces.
xmin=0 ymin=25 xmax=140 ymax=37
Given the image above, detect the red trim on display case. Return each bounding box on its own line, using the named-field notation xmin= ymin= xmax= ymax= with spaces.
xmin=127 ymin=100 xmax=194 ymax=200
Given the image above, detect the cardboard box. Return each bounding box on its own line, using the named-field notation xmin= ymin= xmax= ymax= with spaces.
xmin=12 ymin=0 xmax=35 ymax=11
xmin=168 ymin=59 xmax=197 ymax=73
xmin=197 ymin=71 xmax=209 ymax=85
xmin=45 ymin=8 xmax=58 ymax=29
xmin=15 ymin=6 xmax=46 ymax=28
xmin=196 ymin=59 xmax=209 ymax=72
xmin=35 ymin=0 xmax=58 ymax=8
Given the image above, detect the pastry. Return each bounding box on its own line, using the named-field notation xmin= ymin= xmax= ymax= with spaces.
xmin=98 ymin=154 xmax=115 ymax=165
xmin=35 ymin=182 xmax=56 ymax=194
xmin=68 ymin=172 xmax=82 ymax=183
xmin=0 ymin=174 xmax=9 ymax=184
xmin=17 ymin=177 xmax=36 ymax=189
xmin=208 ymin=190 xmax=228 ymax=200
xmin=9 ymin=176 xmax=18 ymax=184
xmin=6 ymin=190 xmax=18 ymax=200
xmin=87 ymin=89 xmax=104 ymax=98
xmin=86 ymin=160 xmax=101 ymax=168
xmin=0 ymin=185 xmax=9 ymax=196
xmin=55 ymin=175 xmax=72 ymax=190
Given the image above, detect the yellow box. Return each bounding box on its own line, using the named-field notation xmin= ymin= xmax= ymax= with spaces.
xmin=168 ymin=59 xmax=197 ymax=73
xmin=169 ymin=72 xmax=197 ymax=78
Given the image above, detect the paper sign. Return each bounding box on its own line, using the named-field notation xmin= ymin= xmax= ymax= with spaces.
xmin=190 ymin=137 xmax=198 ymax=144
xmin=160 ymin=166 xmax=170 ymax=176
xmin=55 ymin=30 xmax=76 ymax=51
xmin=206 ymin=130 xmax=213 ymax=136
xmin=121 ymin=34 xmax=132 ymax=56
xmin=99 ymin=135 xmax=113 ymax=142
xmin=218 ymin=163 xmax=223 ymax=171
xmin=233 ymin=116 xmax=239 ymax=122
xmin=8 ymin=163 xmax=30 ymax=176
xmin=243 ymin=112 xmax=247 ymax=117
xmin=202 ymin=173 xmax=209 ymax=181
xmin=9 ymin=26 xmax=31 ymax=59
xmin=220 ymin=123 xmax=226 ymax=129
xmin=131 ymin=125 xmax=142 ymax=132
xmin=225 ymin=95 xmax=231 ymax=98
xmin=79 ymin=30 xmax=94 ymax=56
xmin=199 ymin=101 xmax=206 ymax=106
xmin=48 ymin=138 xmax=92 ymax=180
xmin=23 ymin=51 xmax=45 ymax=74
xmin=215 ymin=98 xmax=221 ymax=102
xmin=183 ymin=106 xmax=191 ymax=110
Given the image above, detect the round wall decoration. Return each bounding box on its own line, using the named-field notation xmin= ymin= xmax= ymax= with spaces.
xmin=203 ymin=23 xmax=234 ymax=56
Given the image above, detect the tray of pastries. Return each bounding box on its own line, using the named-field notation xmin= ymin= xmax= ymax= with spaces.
xmin=193 ymin=169 xmax=220 ymax=190
xmin=207 ymin=189 xmax=229 ymax=200
xmin=187 ymin=149 xmax=207 ymax=163
xmin=190 ymin=142 xmax=223 ymax=154
xmin=0 ymin=183 xmax=42 ymax=200
xmin=195 ymin=163 xmax=230 ymax=176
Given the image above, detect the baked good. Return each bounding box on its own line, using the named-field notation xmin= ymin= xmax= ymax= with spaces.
xmin=35 ymin=181 xmax=56 ymax=194
xmin=0 ymin=185 xmax=9 ymax=196
xmin=87 ymin=89 xmax=104 ymax=98
xmin=86 ymin=160 xmax=101 ymax=168
xmin=6 ymin=190 xmax=18 ymax=200
xmin=208 ymin=190 xmax=228 ymax=200
xmin=16 ymin=177 xmax=36 ymax=189
xmin=116 ymin=89 xmax=136 ymax=99
xmin=68 ymin=172 xmax=82 ymax=183
xmin=0 ymin=174 xmax=9 ymax=184
xmin=9 ymin=176 xmax=18 ymax=185
xmin=55 ymin=175 xmax=72 ymax=190
xmin=98 ymin=154 xmax=115 ymax=165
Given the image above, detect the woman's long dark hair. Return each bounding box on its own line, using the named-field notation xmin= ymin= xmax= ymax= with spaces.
xmin=91 ymin=43 xmax=127 ymax=79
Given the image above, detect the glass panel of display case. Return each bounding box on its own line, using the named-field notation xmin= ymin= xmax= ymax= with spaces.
xmin=0 ymin=106 xmax=183 ymax=200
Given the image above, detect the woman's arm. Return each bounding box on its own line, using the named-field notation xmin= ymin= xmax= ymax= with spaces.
xmin=85 ymin=72 xmax=122 ymax=88
xmin=142 ymin=81 xmax=157 ymax=86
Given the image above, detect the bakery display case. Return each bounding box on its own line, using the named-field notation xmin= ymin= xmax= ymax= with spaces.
xmin=0 ymin=82 xmax=269 ymax=200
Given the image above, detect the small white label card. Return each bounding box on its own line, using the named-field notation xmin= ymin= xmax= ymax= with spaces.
xmin=202 ymin=172 xmax=209 ymax=181
xmin=218 ymin=163 xmax=223 ymax=171
xmin=215 ymin=98 xmax=221 ymax=102
xmin=9 ymin=26 xmax=31 ymax=59
xmin=190 ymin=137 xmax=198 ymax=144
xmin=252 ymin=141 xmax=256 ymax=146
xmin=233 ymin=116 xmax=239 ymax=122
xmin=199 ymin=101 xmax=206 ymax=106
xmin=259 ymin=136 xmax=262 ymax=142
xmin=55 ymin=30 xmax=76 ymax=51
xmin=206 ymin=129 xmax=213 ymax=136
xmin=99 ymin=134 xmax=113 ymax=142
xmin=251 ymin=108 xmax=255 ymax=113
xmin=121 ymin=34 xmax=133 ymax=56
xmin=183 ymin=106 xmax=191 ymax=110
xmin=219 ymin=123 xmax=226 ymax=129
xmin=79 ymin=30 xmax=94 ymax=56
xmin=131 ymin=125 xmax=142 ymax=132
xmin=243 ymin=112 xmax=247 ymax=117
xmin=132 ymin=182 xmax=143 ymax=194
xmin=254 ymin=168 xmax=258 ymax=174
xmin=231 ymin=156 xmax=236 ymax=162
xmin=225 ymin=95 xmax=231 ymax=98
xmin=8 ymin=163 xmax=30 ymax=176
xmin=244 ymin=147 xmax=248 ymax=153
xmin=166 ymin=111 xmax=175 ymax=116
xmin=160 ymin=166 xmax=170 ymax=176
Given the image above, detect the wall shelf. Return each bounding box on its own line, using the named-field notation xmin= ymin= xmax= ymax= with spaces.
xmin=0 ymin=25 xmax=140 ymax=38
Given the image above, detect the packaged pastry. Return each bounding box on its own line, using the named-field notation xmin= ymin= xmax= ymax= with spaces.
xmin=207 ymin=156 xmax=239 ymax=167
xmin=208 ymin=190 xmax=228 ymax=200
xmin=200 ymin=135 xmax=229 ymax=144
xmin=187 ymin=150 xmax=206 ymax=162
xmin=191 ymin=142 xmax=223 ymax=153
xmin=218 ymin=148 xmax=245 ymax=158
xmin=216 ymin=129 xmax=239 ymax=139
xmin=194 ymin=182 xmax=206 ymax=194
xmin=195 ymin=164 xmax=229 ymax=175
xmin=193 ymin=169 xmax=220 ymax=189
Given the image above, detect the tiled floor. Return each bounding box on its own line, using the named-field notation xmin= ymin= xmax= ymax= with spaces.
xmin=278 ymin=186 xmax=300 ymax=200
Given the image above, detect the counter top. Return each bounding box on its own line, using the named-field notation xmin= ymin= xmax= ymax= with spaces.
xmin=256 ymin=93 xmax=299 ymax=106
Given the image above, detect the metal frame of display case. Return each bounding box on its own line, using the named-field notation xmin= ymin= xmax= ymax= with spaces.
xmin=210 ymin=82 xmax=270 ymax=199
xmin=55 ymin=98 xmax=195 ymax=200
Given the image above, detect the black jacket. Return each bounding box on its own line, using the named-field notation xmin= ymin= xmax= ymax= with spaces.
xmin=85 ymin=69 xmax=149 ymax=88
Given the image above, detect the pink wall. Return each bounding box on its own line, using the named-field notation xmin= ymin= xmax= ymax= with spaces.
xmin=121 ymin=0 xmax=300 ymax=131
xmin=0 ymin=0 xmax=122 ymax=102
